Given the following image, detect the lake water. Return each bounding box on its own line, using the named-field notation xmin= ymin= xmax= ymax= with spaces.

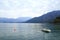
xmin=0 ymin=23 xmax=60 ymax=40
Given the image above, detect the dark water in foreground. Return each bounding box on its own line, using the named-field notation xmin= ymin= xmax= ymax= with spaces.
xmin=0 ymin=23 xmax=60 ymax=40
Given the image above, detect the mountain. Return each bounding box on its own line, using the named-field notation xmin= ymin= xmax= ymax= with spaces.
xmin=0 ymin=17 xmax=31 ymax=23
xmin=15 ymin=17 xmax=32 ymax=22
xmin=0 ymin=18 xmax=15 ymax=23
xmin=26 ymin=10 xmax=60 ymax=23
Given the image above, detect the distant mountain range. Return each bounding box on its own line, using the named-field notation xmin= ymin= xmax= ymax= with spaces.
xmin=0 ymin=17 xmax=32 ymax=23
xmin=26 ymin=10 xmax=60 ymax=23
xmin=0 ymin=10 xmax=60 ymax=23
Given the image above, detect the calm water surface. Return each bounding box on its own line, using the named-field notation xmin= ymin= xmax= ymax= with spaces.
xmin=0 ymin=23 xmax=60 ymax=40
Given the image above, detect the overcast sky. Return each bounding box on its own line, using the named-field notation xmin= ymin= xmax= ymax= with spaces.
xmin=0 ymin=0 xmax=60 ymax=18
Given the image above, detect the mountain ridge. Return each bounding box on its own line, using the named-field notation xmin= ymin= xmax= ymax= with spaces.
xmin=0 ymin=17 xmax=32 ymax=23
xmin=26 ymin=10 xmax=60 ymax=23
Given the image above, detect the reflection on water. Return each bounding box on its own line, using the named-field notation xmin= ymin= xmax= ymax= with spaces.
xmin=0 ymin=23 xmax=60 ymax=40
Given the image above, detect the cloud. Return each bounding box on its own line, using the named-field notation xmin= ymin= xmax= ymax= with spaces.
xmin=0 ymin=0 xmax=60 ymax=18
